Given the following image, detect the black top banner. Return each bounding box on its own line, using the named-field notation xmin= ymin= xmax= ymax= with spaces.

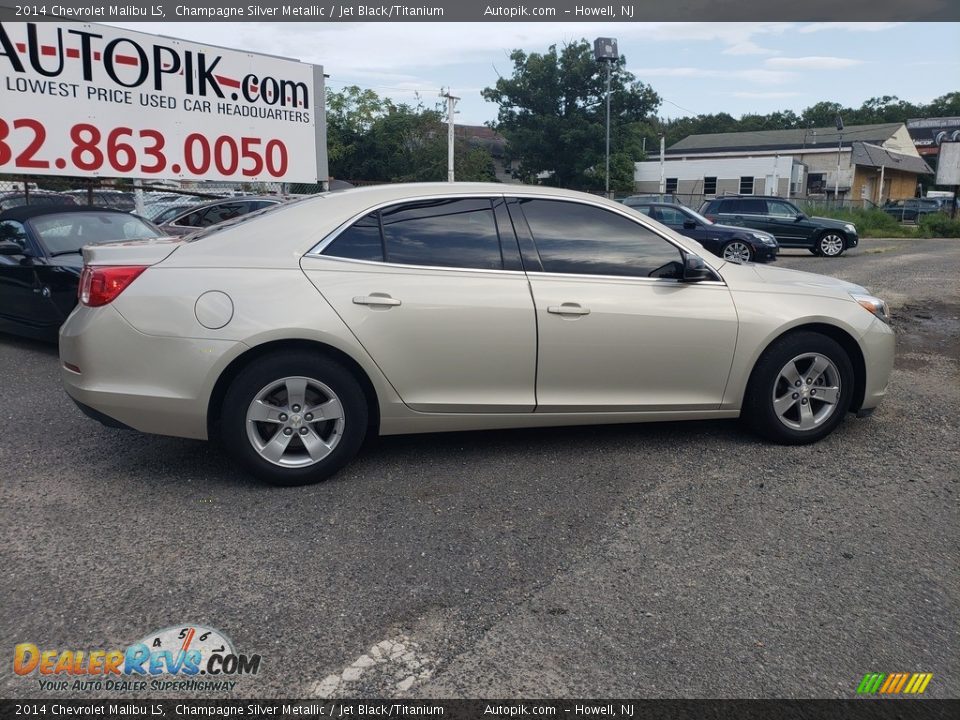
xmin=0 ymin=0 xmax=958 ymax=23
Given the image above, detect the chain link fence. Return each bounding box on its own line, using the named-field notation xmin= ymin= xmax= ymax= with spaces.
xmin=0 ymin=174 xmax=292 ymax=215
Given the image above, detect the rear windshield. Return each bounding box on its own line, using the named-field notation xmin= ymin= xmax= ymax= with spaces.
xmin=29 ymin=212 xmax=162 ymax=256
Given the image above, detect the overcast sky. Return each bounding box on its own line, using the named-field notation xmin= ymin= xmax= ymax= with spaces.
xmin=112 ymin=22 xmax=960 ymax=125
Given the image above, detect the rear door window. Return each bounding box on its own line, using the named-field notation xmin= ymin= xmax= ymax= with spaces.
xmin=323 ymin=198 xmax=505 ymax=271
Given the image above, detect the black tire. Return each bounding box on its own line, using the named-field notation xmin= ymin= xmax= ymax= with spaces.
xmin=817 ymin=231 xmax=847 ymax=257
xmin=220 ymin=351 xmax=368 ymax=486
xmin=743 ymin=331 xmax=854 ymax=445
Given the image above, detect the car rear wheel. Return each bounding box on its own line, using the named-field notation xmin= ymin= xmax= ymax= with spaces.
xmin=220 ymin=352 xmax=368 ymax=486
xmin=817 ymin=232 xmax=846 ymax=257
xmin=743 ymin=331 xmax=854 ymax=444
xmin=721 ymin=240 xmax=753 ymax=263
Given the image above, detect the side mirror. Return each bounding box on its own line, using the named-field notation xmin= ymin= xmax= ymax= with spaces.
xmin=682 ymin=253 xmax=713 ymax=282
xmin=682 ymin=219 xmax=697 ymax=230
xmin=795 ymin=213 xmax=805 ymax=221
xmin=0 ymin=241 xmax=26 ymax=256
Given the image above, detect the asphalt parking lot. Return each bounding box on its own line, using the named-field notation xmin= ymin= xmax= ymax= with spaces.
xmin=1 ymin=237 xmax=957 ymax=700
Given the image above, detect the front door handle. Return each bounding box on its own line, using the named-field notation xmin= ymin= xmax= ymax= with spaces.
xmin=547 ymin=303 xmax=590 ymax=316
xmin=353 ymin=294 xmax=401 ymax=307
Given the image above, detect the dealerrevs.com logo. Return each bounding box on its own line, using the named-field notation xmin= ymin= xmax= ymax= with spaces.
xmin=14 ymin=624 xmax=262 ymax=693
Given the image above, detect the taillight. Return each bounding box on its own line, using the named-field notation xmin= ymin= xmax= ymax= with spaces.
xmin=79 ymin=265 xmax=148 ymax=307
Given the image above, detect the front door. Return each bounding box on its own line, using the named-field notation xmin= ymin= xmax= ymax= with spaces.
xmin=510 ymin=198 xmax=739 ymax=412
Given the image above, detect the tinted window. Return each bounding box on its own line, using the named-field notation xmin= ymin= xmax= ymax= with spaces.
xmin=200 ymin=202 xmax=250 ymax=226
xmin=0 ymin=220 xmax=28 ymax=249
xmin=324 ymin=213 xmax=383 ymax=262
xmin=657 ymin=207 xmax=688 ymax=225
xmin=767 ymin=200 xmax=800 ymax=217
xmin=724 ymin=199 xmax=765 ymax=214
xmin=380 ymin=198 xmax=502 ymax=270
xmin=518 ymin=199 xmax=683 ymax=278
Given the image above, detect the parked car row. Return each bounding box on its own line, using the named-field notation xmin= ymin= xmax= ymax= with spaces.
xmin=882 ymin=197 xmax=957 ymax=222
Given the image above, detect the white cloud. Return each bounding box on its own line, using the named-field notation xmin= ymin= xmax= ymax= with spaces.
xmin=765 ymin=56 xmax=865 ymax=70
xmin=732 ymin=91 xmax=802 ymax=99
xmin=629 ymin=67 xmax=794 ymax=85
xmin=723 ymin=41 xmax=777 ymax=56
xmin=797 ymin=22 xmax=904 ymax=34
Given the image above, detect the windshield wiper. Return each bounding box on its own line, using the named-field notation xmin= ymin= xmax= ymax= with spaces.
xmin=49 ymin=249 xmax=83 ymax=257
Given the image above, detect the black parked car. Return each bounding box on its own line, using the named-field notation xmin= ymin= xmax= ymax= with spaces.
xmin=626 ymin=201 xmax=778 ymax=263
xmin=699 ymin=196 xmax=858 ymax=257
xmin=65 ymin=189 xmax=136 ymax=211
xmin=0 ymin=191 xmax=78 ymax=211
xmin=882 ymin=198 xmax=946 ymax=223
xmin=157 ymin=195 xmax=288 ymax=237
xmin=0 ymin=206 xmax=163 ymax=341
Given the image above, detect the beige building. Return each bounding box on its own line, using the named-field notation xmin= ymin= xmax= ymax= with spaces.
xmin=635 ymin=123 xmax=932 ymax=207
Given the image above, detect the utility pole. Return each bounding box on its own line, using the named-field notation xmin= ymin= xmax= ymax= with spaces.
xmin=442 ymin=89 xmax=459 ymax=183
xmin=605 ymin=58 xmax=612 ymax=198
xmin=834 ymin=113 xmax=844 ymax=205
xmin=659 ymin=133 xmax=666 ymax=196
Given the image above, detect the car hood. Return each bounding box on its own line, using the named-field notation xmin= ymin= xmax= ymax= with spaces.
xmin=809 ymin=215 xmax=855 ymax=230
xmin=723 ymin=261 xmax=868 ymax=298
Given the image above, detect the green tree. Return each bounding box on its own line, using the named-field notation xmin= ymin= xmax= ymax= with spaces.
xmin=482 ymin=40 xmax=660 ymax=191
xmin=326 ymin=88 xmax=497 ymax=183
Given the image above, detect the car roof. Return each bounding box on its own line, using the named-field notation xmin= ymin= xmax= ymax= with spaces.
xmin=167 ymin=182 xmax=711 ymax=266
xmin=0 ymin=205 xmax=134 ymax=223
xmin=625 ymin=201 xmax=687 ymax=209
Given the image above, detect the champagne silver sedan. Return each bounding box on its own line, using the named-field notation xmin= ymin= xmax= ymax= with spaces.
xmin=59 ymin=183 xmax=894 ymax=486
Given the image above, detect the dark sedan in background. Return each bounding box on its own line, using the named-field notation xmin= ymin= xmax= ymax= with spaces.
xmin=624 ymin=200 xmax=779 ymax=263
xmin=157 ymin=195 xmax=288 ymax=236
xmin=0 ymin=206 xmax=163 ymax=341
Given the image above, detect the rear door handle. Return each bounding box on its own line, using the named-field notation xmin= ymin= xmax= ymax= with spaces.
xmin=547 ymin=303 xmax=590 ymax=316
xmin=353 ymin=294 xmax=401 ymax=307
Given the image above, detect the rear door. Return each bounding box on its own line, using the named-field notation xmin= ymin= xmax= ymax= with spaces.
xmin=301 ymin=196 xmax=537 ymax=413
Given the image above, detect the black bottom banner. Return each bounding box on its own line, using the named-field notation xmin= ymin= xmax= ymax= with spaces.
xmin=2 ymin=699 xmax=958 ymax=720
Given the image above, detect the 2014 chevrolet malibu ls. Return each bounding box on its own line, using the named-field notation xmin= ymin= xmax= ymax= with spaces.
xmin=59 ymin=184 xmax=894 ymax=486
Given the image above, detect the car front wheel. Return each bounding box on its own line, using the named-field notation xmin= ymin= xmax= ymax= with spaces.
xmin=743 ymin=331 xmax=854 ymax=444
xmin=220 ymin=352 xmax=368 ymax=486
xmin=721 ymin=240 xmax=753 ymax=263
xmin=817 ymin=232 xmax=846 ymax=257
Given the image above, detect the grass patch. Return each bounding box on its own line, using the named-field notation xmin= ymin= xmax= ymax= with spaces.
xmin=800 ymin=206 xmax=917 ymax=238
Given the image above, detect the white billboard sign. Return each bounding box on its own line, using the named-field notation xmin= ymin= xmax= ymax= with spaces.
xmin=0 ymin=21 xmax=326 ymax=183
xmin=935 ymin=142 xmax=960 ymax=186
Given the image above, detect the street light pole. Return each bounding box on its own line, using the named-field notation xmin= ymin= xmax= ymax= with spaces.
xmin=593 ymin=38 xmax=618 ymax=198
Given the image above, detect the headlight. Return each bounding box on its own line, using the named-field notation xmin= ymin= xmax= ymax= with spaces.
xmin=751 ymin=232 xmax=777 ymax=245
xmin=844 ymin=223 xmax=857 ymax=234
xmin=851 ymin=293 xmax=890 ymax=324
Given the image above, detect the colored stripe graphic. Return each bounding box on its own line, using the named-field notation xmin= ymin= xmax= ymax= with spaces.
xmin=857 ymin=673 xmax=932 ymax=694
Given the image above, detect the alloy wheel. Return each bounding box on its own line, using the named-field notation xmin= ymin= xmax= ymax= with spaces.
xmin=771 ymin=353 xmax=842 ymax=431
xmin=245 ymin=376 xmax=345 ymax=467
xmin=819 ymin=233 xmax=845 ymax=257
xmin=722 ymin=241 xmax=753 ymax=263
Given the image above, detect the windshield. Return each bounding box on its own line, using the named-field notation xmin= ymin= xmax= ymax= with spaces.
xmin=29 ymin=212 xmax=162 ymax=255
xmin=680 ymin=206 xmax=714 ymax=226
